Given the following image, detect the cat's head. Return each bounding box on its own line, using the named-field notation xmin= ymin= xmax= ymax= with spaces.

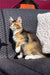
xmin=9 ymin=16 xmax=22 ymax=31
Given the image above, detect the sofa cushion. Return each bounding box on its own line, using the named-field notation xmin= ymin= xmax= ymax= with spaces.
xmin=0 ymin=58 xmax=41 ymax=75
xmin=11 ymin=58 xmax=50 ymax=75
xmin=0 ymin=10 xmax=7 ymax=58
xmin=2 ymin=9 xmax=50 ymax=58
xmin=36 ymin=12 xmax=50 ymax=54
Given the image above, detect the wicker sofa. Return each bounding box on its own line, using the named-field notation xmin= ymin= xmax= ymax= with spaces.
xmin=0 ymin=9 xmax=50 ymax=75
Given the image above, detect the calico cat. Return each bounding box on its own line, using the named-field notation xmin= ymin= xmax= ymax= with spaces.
xmin=9 ymin=16 xmax=45 ymax=59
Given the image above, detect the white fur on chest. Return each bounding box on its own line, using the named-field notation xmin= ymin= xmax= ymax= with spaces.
xmin=13 ymin=29 xmax=20 ymax=35
xmin=13 ymin=29 xmax=20 ymax=42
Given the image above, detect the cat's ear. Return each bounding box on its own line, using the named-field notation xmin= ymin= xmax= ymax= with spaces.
xmin=9 ymin=17 xmax=14 ymax=23
xmin=17 ymin=16 xmax=22 ymax=24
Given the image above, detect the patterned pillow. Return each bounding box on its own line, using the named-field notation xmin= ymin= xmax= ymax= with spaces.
xmin=36 ymin=12 xmax=50 ymax=54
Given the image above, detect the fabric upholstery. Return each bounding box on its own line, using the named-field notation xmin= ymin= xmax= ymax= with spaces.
xmin=0 ymin=9 xmax=50 ymax=75
xmin=0 ymin=58 xmax=41 ymax=75
xmin=0 ymin=10 xmax=7 ymax=58
xmin=11 ymin=58 xmax=50 ymax=75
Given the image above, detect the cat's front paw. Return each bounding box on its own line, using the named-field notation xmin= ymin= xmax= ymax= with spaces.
xmin=15 ymin=46 xmax=21 ymax=53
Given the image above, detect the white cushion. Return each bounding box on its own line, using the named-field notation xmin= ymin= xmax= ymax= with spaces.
xmin=36 ymin=12 xmax=50 ymax=54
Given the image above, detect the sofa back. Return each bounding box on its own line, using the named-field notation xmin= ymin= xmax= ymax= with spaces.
xmin=0 ymin=10 xmax=7 ymax=58
xmin=0 ymin=9 xmax=50 ymax=58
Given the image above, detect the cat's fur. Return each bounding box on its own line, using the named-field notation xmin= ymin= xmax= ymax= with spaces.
xmin=9 ymin=16 xmax=45 ymax=59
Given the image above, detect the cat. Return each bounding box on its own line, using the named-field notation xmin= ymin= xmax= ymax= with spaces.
xmin=9 ymin=16 xmax=45 ymax=59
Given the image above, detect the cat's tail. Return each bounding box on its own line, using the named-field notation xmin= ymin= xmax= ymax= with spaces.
xmin=36 ymin=51 xmax=46 ymax=58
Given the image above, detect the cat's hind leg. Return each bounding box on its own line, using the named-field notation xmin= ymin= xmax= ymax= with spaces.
xmin=25 ymin=54 xmax=42 ymax=60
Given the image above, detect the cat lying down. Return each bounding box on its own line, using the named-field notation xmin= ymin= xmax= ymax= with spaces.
xmin=9 ymin=16 xmax=45 ymax=59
